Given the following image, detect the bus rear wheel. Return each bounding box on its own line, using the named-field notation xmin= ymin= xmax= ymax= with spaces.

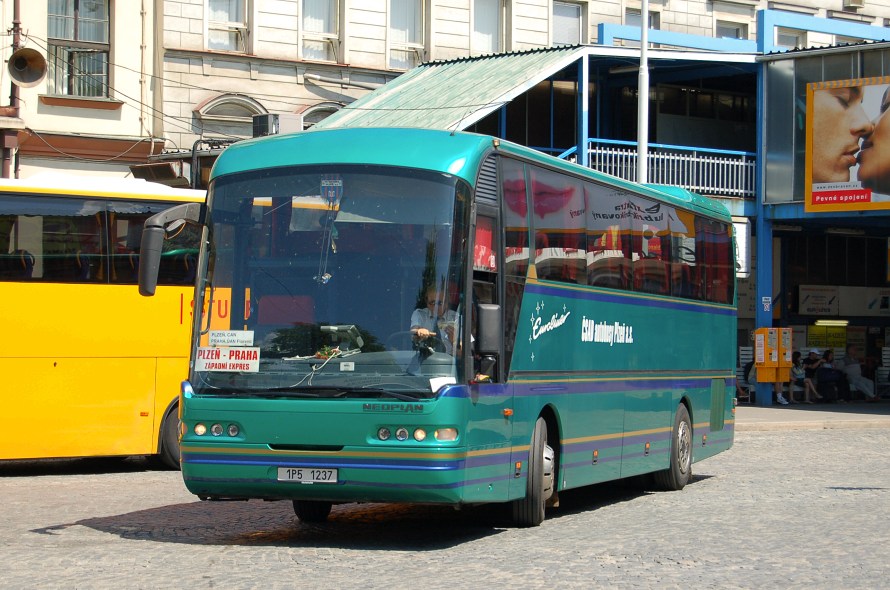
xmin=293 ymin=500 xmax=333 ymax=523
xmin=158 ymin=409 xmax=181 ymax=470
xmin=653 ymin=404 xmax=692 ymax=491
xmin=511 ymin=417 xmax=555 ymax=527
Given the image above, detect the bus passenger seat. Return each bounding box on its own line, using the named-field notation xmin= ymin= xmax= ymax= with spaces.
xmin=1 ymin=249 xmax=35 ymax=279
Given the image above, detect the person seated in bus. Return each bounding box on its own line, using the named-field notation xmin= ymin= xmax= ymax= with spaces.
xmin=410 ymin=286 xmax=458 ymax=354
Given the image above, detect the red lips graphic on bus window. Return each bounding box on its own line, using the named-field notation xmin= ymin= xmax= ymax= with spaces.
xmin=503 ymin=178 xmax=575 ymax=219
xmin=503 ymin=179 xmax=527 ymax=217
xmin=531 ymin=180 xmax=574 ymax=219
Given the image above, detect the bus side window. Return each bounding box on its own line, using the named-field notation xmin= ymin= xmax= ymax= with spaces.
xmin=41 ymin=205 xmax=104 ymax=283
xmin=501 ymin=159 xmax=528 ymax=278
xmin=156 ymin=224 xmax=201 ymax=286
xmin=530 ymin=166 xmax=586 ymax=285
xmin=633 ymin=230 xmax=669 ymax=296
xmin=585 ymin=184 xmax=632 ymax=291
xmin=695 ymin=218 xmax=734 ymax=304
xmin=587 ymin=227 xmax=630 ymax=289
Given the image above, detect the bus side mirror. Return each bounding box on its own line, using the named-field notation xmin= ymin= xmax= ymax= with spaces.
xmin=138 ymin=225 xmax=164 ymax=296
xmin=138 ymin=202 xmax=204 ymax=297
xmin=477 ymin=303 xmax=501 ymax=355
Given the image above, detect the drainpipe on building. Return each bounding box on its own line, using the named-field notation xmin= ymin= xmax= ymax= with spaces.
xmin=1 ymin=0 xmax=22 ymax=178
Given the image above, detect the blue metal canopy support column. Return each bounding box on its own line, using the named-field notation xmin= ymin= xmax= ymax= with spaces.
xmin=577 ymin=57 xmax=589 ymax=168
xmin=752 ymin=52 xmax=772 ymax=406
xmin=754 ymin=214 xmax=775 ymax=406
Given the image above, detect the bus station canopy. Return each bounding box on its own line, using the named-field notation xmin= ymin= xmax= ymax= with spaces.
xmin=312 ymin=45 xmax=757 ymax=132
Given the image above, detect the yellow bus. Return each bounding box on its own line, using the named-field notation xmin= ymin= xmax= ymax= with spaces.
xmin=0 ymin=175 xmax=205 ymax=467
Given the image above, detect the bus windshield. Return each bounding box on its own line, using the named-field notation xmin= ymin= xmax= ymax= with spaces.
xmin=196 ymin=164 xmax=472 ymax=398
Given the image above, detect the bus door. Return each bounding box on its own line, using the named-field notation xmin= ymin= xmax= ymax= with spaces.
xmin=461 ymin=211 xmax=515 ymax=501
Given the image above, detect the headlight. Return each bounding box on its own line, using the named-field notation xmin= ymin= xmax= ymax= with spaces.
xmin=434 ymin=428 xmax=458 ymax=441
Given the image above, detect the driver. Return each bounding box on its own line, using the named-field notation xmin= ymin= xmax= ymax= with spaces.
xmin=410 ymin=286 xmax=457 ymax=353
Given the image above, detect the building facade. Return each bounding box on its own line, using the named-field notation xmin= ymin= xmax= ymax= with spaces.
xmin=4 ymin=1 xmax=890 ymax=177
xmin=0 ymin=0 xmax=163 ymax=177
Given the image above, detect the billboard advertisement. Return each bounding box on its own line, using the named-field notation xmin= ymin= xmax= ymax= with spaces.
xmin=806 ymin=76 xmax=890 ymax=212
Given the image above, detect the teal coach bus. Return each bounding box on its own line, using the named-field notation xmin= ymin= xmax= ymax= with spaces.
xmin=138 ymin=127 xmax=736 ymax=527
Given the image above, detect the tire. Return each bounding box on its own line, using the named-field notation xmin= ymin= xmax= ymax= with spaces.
xmin=293 ymin=500 xmax=333 ymax=523
xmin=653 ymin=404 xmax=693 ymax=491
xmin=158 ymin=408 xmax=181 ymax=470
xmin=511 ymin=417 xmax=555 ymax=527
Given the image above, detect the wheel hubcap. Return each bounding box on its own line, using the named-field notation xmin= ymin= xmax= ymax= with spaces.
xmin=542 ymin=443 xmax=555 ymax=499
xmin=676 ymin=420 xmax=691 ymax=475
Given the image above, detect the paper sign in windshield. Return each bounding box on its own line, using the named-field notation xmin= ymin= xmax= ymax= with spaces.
xmin=196 ymin=347 xmax=260 ymax=372
xmin=209 ymin=330 xmax=254 ymax=347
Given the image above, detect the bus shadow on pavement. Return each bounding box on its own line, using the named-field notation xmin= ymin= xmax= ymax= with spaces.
xmin=0 ymin=456 xmax=167 ymax=477
xmin=42 ymin=499 xmax=506 ymax=550
xmin=545 ymin=473 xmax=714 ymax=522
xmin=38 ymin=474 xmax=712 ymax=549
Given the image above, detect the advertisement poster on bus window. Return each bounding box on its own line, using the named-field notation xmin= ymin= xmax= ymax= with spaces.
xmin=805 ymin=76 xmax=890 ymax=213
xmin=585 ymin=183 xmax=691 ymax=236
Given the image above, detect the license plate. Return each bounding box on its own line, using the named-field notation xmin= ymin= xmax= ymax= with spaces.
xmin=277 ymin=467 xmax=338 ymax=483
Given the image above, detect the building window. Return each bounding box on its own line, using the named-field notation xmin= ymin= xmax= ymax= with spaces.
xmin=303 ymin=0 xmax=338 ymax=61
xmin=47 ymin=0 xmax=110 ymax=97
xmin=472 ymin=0 xmax=500 ymax=55
xmin=302 ymin=102 xmax=341 ymax=128
xmin=208 ymin=0 xmax=248 ymax=52
xmin=390 ymin=0 xmax=423 ymax=70
xmin=716 ymin=20 xmax=748 ymax=40
xmin=776 ymin=28 xmax=804 ymax=50
xmin=195 ymin=93 xmax=267 ymax=138
xmin=836 ymin=35 xmax=863 ymax=46
xmin=553 ymin=2 xmax=582 ymax=46
xmin=624 ymin=8 xmax=660 ymax=47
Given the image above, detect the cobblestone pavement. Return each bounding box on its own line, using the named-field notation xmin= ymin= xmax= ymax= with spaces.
xmin=3 ymin=428 xmax=889 ymax=589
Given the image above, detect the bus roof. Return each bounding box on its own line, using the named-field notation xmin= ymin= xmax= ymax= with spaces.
xmin=211 ymin=127 xmax=494 ymax=185
xmin=0 ymin=174 xmax=206 ymax=202
xmin=210 ymin=127 xmax=730 ymax=221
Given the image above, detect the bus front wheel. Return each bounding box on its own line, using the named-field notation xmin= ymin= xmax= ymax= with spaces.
xmin=293 ymin=500 xmax=333 ymax=523
xmin=158 ymin=409 xmax=181 ymax=470
xmin=654 ymin=404 xmax=692 ymax=491
xmin=512 ymin=417 xmax=555 ymax=527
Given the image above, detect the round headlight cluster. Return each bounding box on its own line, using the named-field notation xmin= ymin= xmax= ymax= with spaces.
xmin=193 ymin=422 xmax=240 ymax=437
xmin=375 ymin=426 xmax=456 ymax=442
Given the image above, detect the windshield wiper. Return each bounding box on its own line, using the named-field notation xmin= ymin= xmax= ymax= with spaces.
xmin=196 ymin=385 xmax=426 ymax=400
xmin=267 ymin=385 xmax=424 ymax=400
xmin=348 ymin=388 xmax=423 ymax=401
